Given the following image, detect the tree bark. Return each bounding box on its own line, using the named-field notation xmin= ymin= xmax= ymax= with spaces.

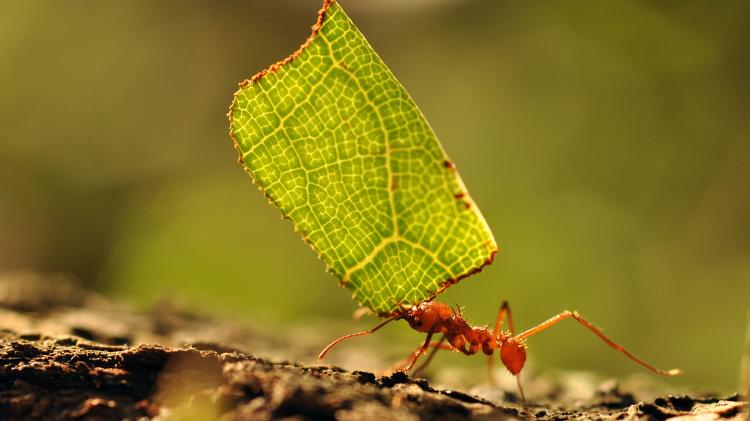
xmin=0 ymin=272 xmax=745 ymax=420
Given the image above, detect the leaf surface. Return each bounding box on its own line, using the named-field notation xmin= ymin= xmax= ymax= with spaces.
xmin=229 ymin=0 xmax=497 ymax=315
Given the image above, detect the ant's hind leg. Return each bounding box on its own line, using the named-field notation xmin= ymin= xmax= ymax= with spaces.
xmin=489 ymin=301 xmax=516 ymax=382
xmin=493 ymin=300 xmax=516 ymax=337
xmin=515 ymin=311 xmax=681 ymax=376
xmin=490 ymin=301 xmax=526 ymax=403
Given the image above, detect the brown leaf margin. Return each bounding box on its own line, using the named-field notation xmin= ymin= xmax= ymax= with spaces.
xmin=240 ymin=0 xmax=335 ymax=88
xmin=226 ymin=0 xmax=499 ymax=318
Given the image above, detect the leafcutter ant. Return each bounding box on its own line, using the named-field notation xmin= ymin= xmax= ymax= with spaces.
xmin=319 ymin=300 xmax=681 ymax=402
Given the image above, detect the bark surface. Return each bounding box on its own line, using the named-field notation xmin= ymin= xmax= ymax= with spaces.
xmin=0 ymin=272 xmax=746 ymax=420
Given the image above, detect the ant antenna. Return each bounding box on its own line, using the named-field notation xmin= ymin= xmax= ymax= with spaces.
xmin=318 ymin=316 xmax=396 ymax=360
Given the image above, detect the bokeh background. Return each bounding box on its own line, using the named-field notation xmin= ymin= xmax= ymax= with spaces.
xmin=1 ymin=0 xmax=748 ymax=394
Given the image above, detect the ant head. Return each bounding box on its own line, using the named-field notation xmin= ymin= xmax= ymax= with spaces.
xmin=404 ymin=303 xmax=432 ymax=332
xmin=499 ymin=338 xmax=527 ymax=375
xmin=405 ymin=302 xmax=451 ymax=333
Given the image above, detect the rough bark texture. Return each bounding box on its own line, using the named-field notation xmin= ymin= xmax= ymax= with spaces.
xmin=0 ymin=272 xmax=746 ymax=420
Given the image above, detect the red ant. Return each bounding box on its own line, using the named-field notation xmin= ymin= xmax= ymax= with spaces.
xmin=319 ymin=300 xmax=681 ymax=402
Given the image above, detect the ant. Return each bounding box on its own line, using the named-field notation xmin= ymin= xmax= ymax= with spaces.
xmin=319 ymin=300 xmax=681 ymax=402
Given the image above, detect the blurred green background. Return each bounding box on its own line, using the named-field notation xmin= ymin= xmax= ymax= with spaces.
xmin=1 ymin=0 xmax=748 ymax=393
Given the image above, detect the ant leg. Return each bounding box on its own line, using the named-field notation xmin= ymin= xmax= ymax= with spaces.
xmin=489 ymin=301 xmax=516 ymax=380
xmin=398 ymin=331 xmax=434 ymax=372
xmin=393 ymin=338 xmax=453 ymax=372
xmin=493 ymin=301 xmax=516 ymax=337
xmin=489 ymin=301 xmax=526 ymax=403
xmin=516 ymin=311 xmax=681 ymax=376
xmin=318 ymin=317 xmax=396 ymax=360
xmin=412 ymin=336 xmax=447 ymax=376
xmin=515 ymin=375 xmax=527 ymax=404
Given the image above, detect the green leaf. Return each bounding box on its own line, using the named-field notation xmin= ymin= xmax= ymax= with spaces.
xmin=229 ymin=0 xmax=497 ymax=315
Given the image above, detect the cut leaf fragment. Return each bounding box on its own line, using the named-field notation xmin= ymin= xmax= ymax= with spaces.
xmin=229 ymin=0 xmax=497 ymax=315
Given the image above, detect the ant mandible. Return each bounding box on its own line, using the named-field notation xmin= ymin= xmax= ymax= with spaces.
xmin=318 ymin=300 xmax=681 ymax=402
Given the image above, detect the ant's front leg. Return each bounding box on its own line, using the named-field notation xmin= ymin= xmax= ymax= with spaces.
xmin=395 ymin=331 xmax=434 ymax=372
xmin=411 ymin=336 xmax=448 ymax=376
xmin=405 ymin=337 xmax=464 ymax=377
xmin=395 ymin=333 xmax=462 ymax=374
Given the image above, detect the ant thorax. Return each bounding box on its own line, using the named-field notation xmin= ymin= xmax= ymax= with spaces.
xmin=402 ymin=301 xmax=528 ymax=374
xmin=404 ymin=302 xmax=498 ymax=355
